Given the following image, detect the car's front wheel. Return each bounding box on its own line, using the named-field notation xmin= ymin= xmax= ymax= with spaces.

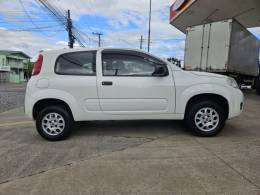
xmin=185 ymin=101 xmax=226 ymax=136
xmin=36 ymin=106 xmax=74 ymax=141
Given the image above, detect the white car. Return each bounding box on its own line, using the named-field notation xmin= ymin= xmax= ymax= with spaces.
xmin=25 ymin=48 xmax=244 ymax=141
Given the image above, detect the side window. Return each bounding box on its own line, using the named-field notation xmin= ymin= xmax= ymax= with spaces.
xmin=55 ymin=51 xmax=96 ymax=76
xmin=102 ymin=53 xmax=167 ymax=76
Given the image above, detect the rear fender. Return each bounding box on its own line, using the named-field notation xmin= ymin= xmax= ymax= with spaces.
xmin=31 ymin=89 xmax=80 ymax=120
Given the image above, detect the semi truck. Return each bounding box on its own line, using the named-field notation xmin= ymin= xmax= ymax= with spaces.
xmin=184 ymin=19 xmax=260 ymax=95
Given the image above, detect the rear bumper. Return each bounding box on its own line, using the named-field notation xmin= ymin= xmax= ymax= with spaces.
xmin=228 ymin=88 xmax=244 ymax=119
xmin=24 ymin=93 xmax=34 ymax=119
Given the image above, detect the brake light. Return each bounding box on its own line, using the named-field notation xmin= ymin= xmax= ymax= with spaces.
xmin=32 ymin=54 xmax=43 ymax=76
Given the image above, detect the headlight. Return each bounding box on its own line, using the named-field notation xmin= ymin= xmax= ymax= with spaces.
xmin=227 ymin=77 xmax=239 ymax=89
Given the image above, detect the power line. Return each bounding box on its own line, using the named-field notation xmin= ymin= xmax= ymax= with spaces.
xmin=0 ymin=0 xmax=91 ymax=47
xmin=37 ymin=0 xmax=88 ymax=48
xmin=72 ymin=27 xmax=88 ymax=47
xmin=38 ymin=0 xmax=67 ymax=26
xmin=18 ymin=0 xmax=49 ymax=36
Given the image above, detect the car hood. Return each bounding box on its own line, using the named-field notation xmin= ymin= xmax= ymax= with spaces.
xmin=189 ymin=71 xmax=228 ymax=79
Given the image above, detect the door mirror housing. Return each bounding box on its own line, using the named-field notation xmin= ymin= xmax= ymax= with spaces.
xmin=152 ymin=64 xmax=169 ymax=77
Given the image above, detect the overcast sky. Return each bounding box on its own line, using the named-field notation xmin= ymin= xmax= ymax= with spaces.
xmin=0 ymin=0 xmax=259 ymax=61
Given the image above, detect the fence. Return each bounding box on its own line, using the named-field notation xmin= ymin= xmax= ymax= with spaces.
xmin=0 ymin=72 xmax=10 ymax=83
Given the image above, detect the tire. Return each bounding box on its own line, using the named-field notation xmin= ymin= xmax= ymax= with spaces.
xmin=256 ymin=76 xmax=260 ymax=95
xmin=184 ymin=100 xmax=226 ymax=137
xmin=36 ymin=106 xmax=74 ymax=141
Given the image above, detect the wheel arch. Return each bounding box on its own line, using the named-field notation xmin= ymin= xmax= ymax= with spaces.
xmin=185 ymin=93 xmax=229 ymax=120
xmin=33 ymin=98 xmax=74 ymax=121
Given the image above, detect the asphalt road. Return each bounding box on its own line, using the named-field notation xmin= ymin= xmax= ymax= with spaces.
xmin=0 ymin=91 xmax=259 ymax=194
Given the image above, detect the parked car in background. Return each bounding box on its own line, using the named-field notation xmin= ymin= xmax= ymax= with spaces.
xmin=25 ymin=48 xmax=244 ymax=141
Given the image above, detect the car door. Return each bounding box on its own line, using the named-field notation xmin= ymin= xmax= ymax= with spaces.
xmin=96 ymin=49 xmax=175 ymax=115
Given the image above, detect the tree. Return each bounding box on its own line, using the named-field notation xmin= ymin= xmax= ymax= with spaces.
xmin=24 ymin=61 xmax=34 ymax=80
xmin=167 ymin=57 xmax=181 ymax=67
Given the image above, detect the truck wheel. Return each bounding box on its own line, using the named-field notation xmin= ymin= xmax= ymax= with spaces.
xmin=36 ymin=106 xmax=74 ymax=141
xmin=236 ymin=77 xmax=243 ymax=89
xmin=256 ymin=76 xmax=260 ymax=95
xmin=185 ymin=101 xmax=226 ymax=137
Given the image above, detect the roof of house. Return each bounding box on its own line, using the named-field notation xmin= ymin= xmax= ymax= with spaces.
xmin=0 ymin=50 xmax=31 ymax=59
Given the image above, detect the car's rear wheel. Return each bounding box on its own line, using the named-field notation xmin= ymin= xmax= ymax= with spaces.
xmin=185 ymin=101 xmax=226 ymax=136
xmin=36 ymin=106 xmax=73 ymax=141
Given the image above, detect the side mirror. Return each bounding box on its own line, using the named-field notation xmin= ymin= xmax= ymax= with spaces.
xmin=152 ymin=64 xmax=169 ymax=77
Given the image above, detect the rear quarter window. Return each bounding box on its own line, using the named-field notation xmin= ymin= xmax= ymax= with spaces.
xmin=55 ymin=51 xmax=96 ymax=76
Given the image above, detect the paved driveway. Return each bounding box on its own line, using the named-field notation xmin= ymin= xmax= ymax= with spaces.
xmin=0 ymin=92 xmax=259 ymax=194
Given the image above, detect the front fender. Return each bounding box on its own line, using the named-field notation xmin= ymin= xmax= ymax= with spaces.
xmin=176 ymin=84 xmax=232 ymax=114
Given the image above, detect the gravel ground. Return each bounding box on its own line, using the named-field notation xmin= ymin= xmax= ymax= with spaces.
xmin=0 ymin=83 xmax=26 ymax=113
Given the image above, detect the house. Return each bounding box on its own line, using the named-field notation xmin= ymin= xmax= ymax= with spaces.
xmin=0 ymin=50 xmax=31 ymax=83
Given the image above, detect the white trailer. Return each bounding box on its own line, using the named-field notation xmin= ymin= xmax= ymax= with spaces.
xmin=184 ymin=19 xmax=260 ymax=94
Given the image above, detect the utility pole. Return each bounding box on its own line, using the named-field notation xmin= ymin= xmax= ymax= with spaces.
xmin=67 ymin=10 xmax=75 ymax=48
xmin=140 ymin=35 xmax=144 ymax=50
xmin=92 ymin=32 xmax=103 ymax=47
xmin=147 ymin=0 xmax=152 ymax=52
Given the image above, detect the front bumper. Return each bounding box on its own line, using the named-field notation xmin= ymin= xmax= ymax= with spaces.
xmin=228 ymin=88 xmax=244 ymax=119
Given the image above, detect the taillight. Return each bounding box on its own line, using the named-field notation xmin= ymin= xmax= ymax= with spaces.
xmin=32 ymin=54 xmax=43 ymax=76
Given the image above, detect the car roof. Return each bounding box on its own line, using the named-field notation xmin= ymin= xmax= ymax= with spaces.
xmin=40 ymin=47 xmax=182 ymax=71
xmin=41 ymin=48 xmax=152 ymax=56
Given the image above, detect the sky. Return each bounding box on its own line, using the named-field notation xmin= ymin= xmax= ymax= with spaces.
xmin=0 ymin=0 xmax=259 ymax=61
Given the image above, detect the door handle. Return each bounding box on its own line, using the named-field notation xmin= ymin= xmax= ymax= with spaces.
xmin=102 ymin=81 xmax=113 ymax=86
